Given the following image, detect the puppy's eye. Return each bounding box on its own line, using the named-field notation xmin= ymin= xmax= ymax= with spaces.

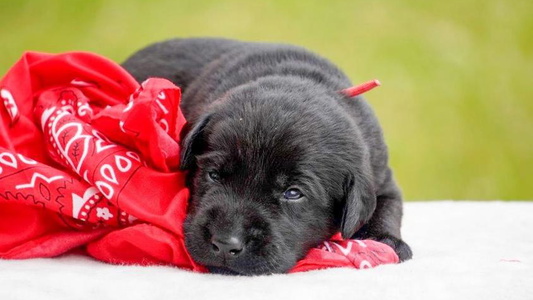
xmin=208 ymin=170 xmax=221 ymax=182
xmin=283 ymin=188 xmax=303 ymax=200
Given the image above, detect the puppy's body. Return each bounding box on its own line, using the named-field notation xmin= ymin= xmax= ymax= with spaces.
xmin=123 ymin=38 xmax=412 ymax=275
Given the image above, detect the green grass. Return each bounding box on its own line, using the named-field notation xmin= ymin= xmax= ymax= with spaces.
xmin=1 ymin=0 xmax=531 ymax=200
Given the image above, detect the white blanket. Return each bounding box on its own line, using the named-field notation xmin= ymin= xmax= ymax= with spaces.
xmin=1 ymin=201 xmax=531 ymax=300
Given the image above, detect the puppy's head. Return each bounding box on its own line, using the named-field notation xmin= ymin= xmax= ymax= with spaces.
xmin=181 ymin=78 xmax=376 ymax=275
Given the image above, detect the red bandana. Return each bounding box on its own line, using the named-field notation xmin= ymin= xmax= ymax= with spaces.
xmin=0 ymin=52 xmax=398 ymax=273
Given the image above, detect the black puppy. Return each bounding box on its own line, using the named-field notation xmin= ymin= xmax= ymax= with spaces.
xmin=122 ymin=38 xmax=412 ymax=275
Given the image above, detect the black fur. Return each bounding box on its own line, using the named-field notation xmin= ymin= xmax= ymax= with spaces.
xmin=122 ymin=38 xmax=412 ymax=275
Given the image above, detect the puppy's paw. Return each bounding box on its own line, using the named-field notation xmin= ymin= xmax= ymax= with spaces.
xmin=374 ymin=234 xmax=413 ymax=262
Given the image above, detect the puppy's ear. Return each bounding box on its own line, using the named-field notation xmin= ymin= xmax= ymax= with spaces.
xmin=180 ymin=114 xmax=211 ymax=170
xmin=340 ymin=171 xmax=377 ymax=239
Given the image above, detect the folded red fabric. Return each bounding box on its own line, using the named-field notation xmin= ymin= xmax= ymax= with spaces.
xmin=0 ymin=52 xmax=399 ymax=273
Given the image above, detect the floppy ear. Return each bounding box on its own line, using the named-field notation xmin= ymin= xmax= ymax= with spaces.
xmin=180 ymin=114 xmax=211 ymax=170
xmin=340 ymin=171 xmax=377 ymax=239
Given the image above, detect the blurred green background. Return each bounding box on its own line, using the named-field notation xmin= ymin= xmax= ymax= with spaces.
xmin=1 ymin=0 xmax=531 ymax=200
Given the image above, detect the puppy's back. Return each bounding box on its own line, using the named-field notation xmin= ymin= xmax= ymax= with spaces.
xmin=122 ymin=38 xmax=352 ymax=106
xmin=122 ymin=38 xmax=244 ymax=90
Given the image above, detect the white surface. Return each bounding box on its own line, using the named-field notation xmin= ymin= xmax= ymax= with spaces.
xmin=0 ymin=201 xmax=531 ymax=300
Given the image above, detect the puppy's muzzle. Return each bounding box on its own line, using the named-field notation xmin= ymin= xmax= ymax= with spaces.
xmin=189 ymin=201 xmax=275 ymax=274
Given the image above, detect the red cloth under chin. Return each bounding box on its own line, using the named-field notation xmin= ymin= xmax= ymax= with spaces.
xmin=0 ymin=51 xmax=398 ymax=273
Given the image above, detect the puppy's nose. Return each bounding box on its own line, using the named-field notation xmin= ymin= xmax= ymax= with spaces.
xmin=211 ymin=236 xmax=244 ymax=257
